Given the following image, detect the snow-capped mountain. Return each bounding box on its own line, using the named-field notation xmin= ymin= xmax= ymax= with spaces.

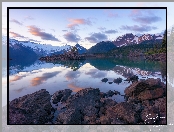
xmin=8 ymin=38 xmax=88 ymax=57
xmin=9 ymin=39 xmax=72 ymax=56
xmin=75 ymin=43 xmax=87 ymax=54
xmin=113 ymin=33 xmax=163 ymax=47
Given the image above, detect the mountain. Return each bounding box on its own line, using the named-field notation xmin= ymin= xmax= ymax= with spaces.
xmin=9 ymin=42 xmax=38 ymax=66
xmin=87 ymin=41 xmax=116 ymax=54
xmin=113 ymin=33 xmax=163 ymax=47
xmin=9 ymin=39 xmax=72 ymax=56
xmin=75 ymin=43 xmax=87 ymax=54
xmin=8 ymin=38 xmax=88 ymax=56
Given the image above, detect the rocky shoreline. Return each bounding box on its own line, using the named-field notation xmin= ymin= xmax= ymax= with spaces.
xmin=9 ymin=78 xmax=166 ymax=125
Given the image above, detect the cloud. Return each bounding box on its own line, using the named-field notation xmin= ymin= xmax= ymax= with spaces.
xmin=31 ymin=71 xmax=60 ymax=86
xmin=132 ymin=16 xmax=162 ymax=24
xmin=62 ymin=30 xmax=68 ymax=32
xmin=65 ymin=71 xmax=80 ymax=81
xmin=68 ymin=83 xmax=83 ymax=92
xmin=85 ymin=32 xmax=108 ymax=43
xmin=98 ymin=27 xmax=106 ymax=30
xmin=129 ymin=9 xmax=144 ymax=17
xmin=67 ymin=18 xmax=92 ymax=29
xmin=85 ymin=69 xmax=107 ymax=78
xmin=104 ymin=30 xmax=118 ymax=34
xmin=27 ymin=25 xmax=59 ymax=41
xmin=104 ymin=10 xmax=119 ymax=18
xmin=51 ymin=29 xmax=55 ymax=32
xmin=120 ymin=25 xmax=158 ymax=32
xmin=10 ymin=19 xmax=23 ymax=25
xmin=13 ymin=87 xmax=25 ymax=93
xmin=9 ymin=75 xmax=26 ymax=82
xmin=108 ymin=13 xmax=119 ymax=18
xmin=24 ymin=16 xmax=34 ymax=20
xmin=63 ymin=32 xmax=80 ymax=42
xmin=9 ymin=32 xmax=25 ymax=38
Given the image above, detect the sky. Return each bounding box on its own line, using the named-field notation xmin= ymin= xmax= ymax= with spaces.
xmin=2 ymin=2 xmax=172 ymax=49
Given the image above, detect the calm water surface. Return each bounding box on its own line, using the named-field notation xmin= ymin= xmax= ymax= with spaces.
xmin=9 ymin=58 xmax=166 ymax=103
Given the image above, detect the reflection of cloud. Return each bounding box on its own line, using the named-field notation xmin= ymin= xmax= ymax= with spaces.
xmin=68 ymin=83 xmax=83 ymax=92
xmin=65 ymin=71 xmax=80 ymax=81
xmin=9 ymin=75 xmax=26 ymax=82
xmin=31 ymin=71 xmax=60 ymax=86
xmin=85 ymin=69 xmax=107 ymax=78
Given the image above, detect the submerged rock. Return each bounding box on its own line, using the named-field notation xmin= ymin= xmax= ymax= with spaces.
xmin=101 ymin=78 xmax=108 ymax=83
xmin=9 ymin=89 xmax=53 ymax=124
xmin=113 ymin=77 xmax=123 ymax=84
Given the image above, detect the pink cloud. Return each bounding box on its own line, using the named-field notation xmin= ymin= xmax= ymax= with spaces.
xmin=27 ymin=25 xmax=59 ymax=41
xmin=67 ymin=18 xmax=91 ymax=29
xmin=9 ymin=32 xmax=25 ymax=38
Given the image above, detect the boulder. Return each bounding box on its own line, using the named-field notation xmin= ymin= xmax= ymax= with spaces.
xmin=51 ymin=89 xmax=72 ymax=104
xmin=56 ymin=108 xmax=82 ymax=124
xmin=104 ymin=102 xmax=139 ymax=124
xmin=56 ymin=88 xmax=101 ymax=124
xmin=137 ymin=88 xmax=164 ymax=100
xmin=9 ymin=89 xmax=53 ymax=124
xmin=124 ymin=78 xmax=165 ymax=101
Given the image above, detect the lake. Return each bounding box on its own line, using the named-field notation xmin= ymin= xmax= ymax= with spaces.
xmin=8 ymin=57 xmax=166 ymax=103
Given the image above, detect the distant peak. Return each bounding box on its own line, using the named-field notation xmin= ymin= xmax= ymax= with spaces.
xmin=75 ymin=43 xmax=81 ymax=46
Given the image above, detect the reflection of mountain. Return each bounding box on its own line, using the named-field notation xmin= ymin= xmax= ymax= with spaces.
xmin=112 ymin=58 xmax=162 ymax=71
xmin=86 ymin=58 xmax=116 ymax=70
xmin=47 ymin=60 xmax=86 ymax=71
xmin=113 ymin=66 xmax=153 ymax=78
xmin=9 ymin=57 xmax=166 ymax=81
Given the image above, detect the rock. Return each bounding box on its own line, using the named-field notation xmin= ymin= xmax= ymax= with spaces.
xmin=83 ymin=115 xmax=97 ymax=124
xmin=113 ymin=77 xmax=123 ymax=84
xmin=105 ymin=102 xmax=139 ymax=124
xmin=52 ymin=89 xmax=72 ymax=104
xmin=137 ymin=88 xmax=164 ymax=100
xmin=100 ymin=115 xmax=112 ymax=124
xmin=124 ymin=75 xmax=139 ymax=83
xmin=101 ymin=78 xmax=108 ymax=83
xmin=57 ymin=88 xmax=101 ymax=124
xmin=9 ymin=89 xmax=53 ymax=124
xmin=105 ymin=90 xmax=115 ymax=97
xmin=124 ymin=78 xmax=165 ymax=101
xmin=56 ymin=108 xmax=82 ymax=124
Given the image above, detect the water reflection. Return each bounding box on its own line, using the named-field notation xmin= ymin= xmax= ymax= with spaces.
xmin=65 ymin=71 xmax=81 ymax=81
xmin=31 ymin=71 xmax=61 ymax=86
xmin=9 ymin=57 xmax=166 ymax=102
